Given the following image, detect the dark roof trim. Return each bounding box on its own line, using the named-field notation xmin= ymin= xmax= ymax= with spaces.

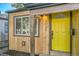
xmin=6 ymin=3 xmax=64 ymax=13
xmin=24 ymin=3 xmax=62 ymax=10
xmin=6 ymin=8 xmax=28 ymax=13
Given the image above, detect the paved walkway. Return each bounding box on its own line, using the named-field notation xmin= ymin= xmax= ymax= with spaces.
xmin=0 ymin=47 xmax=9 ymax=56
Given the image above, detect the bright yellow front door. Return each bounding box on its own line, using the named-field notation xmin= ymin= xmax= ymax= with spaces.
xmin=52 ymin=12 xmax=70 ymax=52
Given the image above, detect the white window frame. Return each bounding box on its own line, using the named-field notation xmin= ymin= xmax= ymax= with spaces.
xmin=14 ymin=16 xmax=39 ymax=36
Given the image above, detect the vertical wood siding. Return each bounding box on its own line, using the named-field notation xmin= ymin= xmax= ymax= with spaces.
xmin=72 ymin=10 xmax=79 ymax=55
xmin=9 ymin=11 xmax=31 ymax=53
xmin=9 ymin=11 xmax=49 ymax=55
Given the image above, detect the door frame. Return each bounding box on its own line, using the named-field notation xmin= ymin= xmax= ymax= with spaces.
xmin=70 ymin=11 xmax=72 ymax=56
xmin=49 ymin=11 xmax=72 ymax=56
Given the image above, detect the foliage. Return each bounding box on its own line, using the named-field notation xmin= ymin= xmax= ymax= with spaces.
xmin=11 ymin=3 xmax=24 ymax=8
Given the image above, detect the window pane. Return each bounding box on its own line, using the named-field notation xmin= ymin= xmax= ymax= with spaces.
xmin=21 ymin=17 xmax=30 ymax=35
xmin=15 ymin=16 xmax=39 ymax=36
xmin=16 ymin=17 xmax=21 ymax=34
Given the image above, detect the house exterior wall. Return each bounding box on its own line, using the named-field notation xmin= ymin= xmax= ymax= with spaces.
xmin=72 ymin=10 xmax=79 ymax=56
xmin=0 ymin=13 xmax=8 ymax=48
xmin=0 ymin=20 xmax=8 ymax=34
xmin=0 ymin=19 xmax=8 ymax=47
xmin=9 ymin=11 xmax=31 ymax=53
xmin=9 ymin=10 xmax=50 ymax=55
xmin=8 ymin=4 xmax=79 ymax=56
xmin=0 ymin=19 xmax=8 ymax=41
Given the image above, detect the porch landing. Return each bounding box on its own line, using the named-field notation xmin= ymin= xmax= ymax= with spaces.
xmin=50 ymin=51 xmax=70 ymax=56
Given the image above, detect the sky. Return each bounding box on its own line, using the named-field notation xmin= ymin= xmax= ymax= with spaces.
xmin=0 ymin=3 xmax=15 ymax=14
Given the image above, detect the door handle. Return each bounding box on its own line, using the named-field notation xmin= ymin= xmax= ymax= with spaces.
xmin=51 ymin=31 xmax=53 ymax=39
xmin=72 ymin=29 xmax=75 ymax=35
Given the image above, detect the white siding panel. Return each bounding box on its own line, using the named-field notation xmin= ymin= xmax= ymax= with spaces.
xmin=0 ymin=19 xmax=8 ymax=41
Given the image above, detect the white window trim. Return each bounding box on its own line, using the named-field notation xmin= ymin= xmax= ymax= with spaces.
xmin=14 ymin=16 xmax=39 ymax=36
xmin=35 ymin=18 xmax=39 ymax=36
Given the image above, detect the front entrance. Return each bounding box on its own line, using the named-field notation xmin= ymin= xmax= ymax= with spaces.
xmin=51 ymin=12 xmax=70 ymax=52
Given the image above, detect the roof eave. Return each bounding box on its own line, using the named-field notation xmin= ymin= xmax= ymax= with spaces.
xmin=6 ymin=3 xmax=65 ymax=13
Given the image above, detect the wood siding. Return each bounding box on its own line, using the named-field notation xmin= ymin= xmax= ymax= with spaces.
xmin=9 ymin=11 xmax=50 ymax=55
xmin=9 ymin=11 xmax=31 ymax=53
xmin=35 ymin=15 xmax=49 ymax=55
xmin=72 ymin=10 xmax=79 ymax=55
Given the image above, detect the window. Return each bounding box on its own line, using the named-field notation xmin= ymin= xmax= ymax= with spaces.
xmin=5 ymin=22 xmax=8 ymax=33
xmin=15 ymin=16 xmax=38 ymax=36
